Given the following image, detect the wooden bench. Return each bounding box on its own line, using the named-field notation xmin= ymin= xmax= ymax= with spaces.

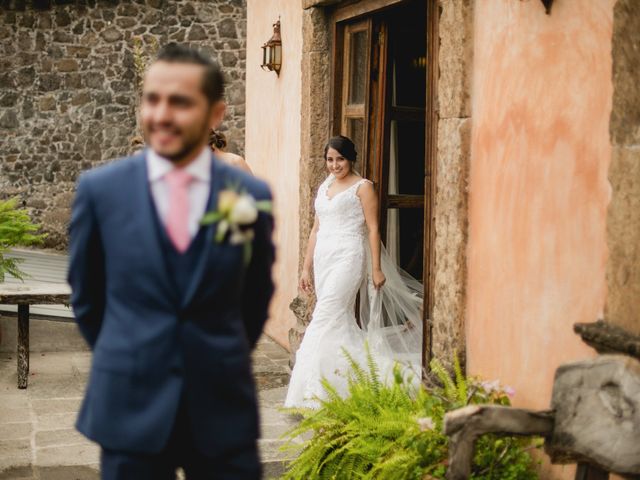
xmin=0 ymin=283 xmax=71 ymax=389
xmin=443 ymin=321 xmax=640 ymax=480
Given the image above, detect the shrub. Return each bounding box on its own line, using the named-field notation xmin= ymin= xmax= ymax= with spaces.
xmin=281 ymin=348 xmax=539 ymax=479
xmin=0 ymin=198 xmax=45 ymax=282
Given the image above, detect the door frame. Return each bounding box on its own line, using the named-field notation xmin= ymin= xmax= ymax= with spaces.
xmin=328 ymin=0 xmax=439 ymax=369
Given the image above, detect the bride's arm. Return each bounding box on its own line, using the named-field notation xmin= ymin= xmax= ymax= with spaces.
xmin=359 ymin=182 xmax=386 ymax=289
xmin=299 ymin=214 xmax=319 ymax=294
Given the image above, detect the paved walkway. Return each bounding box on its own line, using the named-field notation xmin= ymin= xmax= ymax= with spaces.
xmin=0 ymin=319 xmax=297 ymax=479
xmin=0 ymin=248 xmax=300 ymax=479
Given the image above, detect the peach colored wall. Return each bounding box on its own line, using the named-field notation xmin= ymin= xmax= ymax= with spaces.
xmin=246 ymin=1 xmax=302 ymax=349
xmin=468 ymin=0 xmax=613 ymax=415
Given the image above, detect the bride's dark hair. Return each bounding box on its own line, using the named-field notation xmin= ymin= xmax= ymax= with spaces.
xmin=324 ymin=135 xmax=357 ymax=163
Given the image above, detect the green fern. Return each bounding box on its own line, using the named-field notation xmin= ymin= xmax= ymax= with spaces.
xmin=0 ymin=198 xmax=45 ymax=282
xmin=280 ymin=348 xmax=539 ymax=480
xmin=453 ymin=354 xmax=468 ymax=404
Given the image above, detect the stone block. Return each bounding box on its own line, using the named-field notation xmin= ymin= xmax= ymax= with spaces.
xmin=101 ymin=27 xmax=122 ymax=43
xmin=438 ymin=0 xmax=473 ymax=119
xmin=32 ymin=399 xmax=82 ymax=417
xmin=0 ymin=465 xmax=33 ymax=479
xmin=117 ymin=4 xmax=139 ymax=17
xmin=115 ymin=17 xmax=136 ymax=29
xmin=52 ymin=31 xmax=73 ymax=43
xmin=432 ymin=117 xmax=471 ymax=362
xmin=303 ymin=7 xmax=330 ymax=53
xmin=220 ymin=51 xmax=237 ymax=67
xmin=606 ymin=146 xmax=640 ymax=335
xmin=610 ymin=0 xmax=640 ymax=147
xmin=0 ymin=439 xmax=31 ymax=471
xmin=16 ymin=66 xmax=35 ymax=87
xmin=180 ymin=3 xmax=196 ymax=16
xmin=35 ymin=443 xmax=99 ymax=467
xmin=0 ymin=110 xmax=19 ymax=129
xmin=55 ymin=59 xmax=78 ymax=72
xmin=71 ymin=92 xmax=91 ymax=106
xmin=35 ymin=413 xmax=77 ymax=432
xmin=37 ymin=13 xmax=52 ymax=30
xmin=37 ymin=74 xmax=61 ymax=92
xmin=65 ymin=46 xmax=91 ymax=58
xmin=72 ymin=20 xmax=85 ymax=36
xmin=217 ymin=18 xmax=237 ymax=38
xmin=0 ymin=423 xmax=31 ymax=441
xmin=54 ymin=9 xmax=70 ymax=28
xmin=36 ymin=429 xmax=87 ymax=448
xmin=187 ymin=24 xmax=207 ymax=41
xmin=38 ymin=96 xmax=56 ymax=111
xmin=36 ymin=465 xmax=99 ymax=480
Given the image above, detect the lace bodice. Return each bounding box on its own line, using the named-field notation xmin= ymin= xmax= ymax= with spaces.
xmin=315 ymin=175 xmax=371 ymax=240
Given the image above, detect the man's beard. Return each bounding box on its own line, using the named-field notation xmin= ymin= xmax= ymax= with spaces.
xmin=165 ymin=134 xmax=204 ymax=163
xmin=151 ymin=124 xmax=210 ymax=164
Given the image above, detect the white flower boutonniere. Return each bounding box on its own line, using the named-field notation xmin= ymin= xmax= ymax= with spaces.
xmin=200 ymin=187 xmax=272 ymax=266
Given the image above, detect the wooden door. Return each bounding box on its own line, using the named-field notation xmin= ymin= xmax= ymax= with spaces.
xmin=332 ymin=0 xmax=435 ymax=367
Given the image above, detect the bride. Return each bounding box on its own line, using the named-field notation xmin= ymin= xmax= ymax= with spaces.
xmin=284 ymin=135 xmax=423 ymax=409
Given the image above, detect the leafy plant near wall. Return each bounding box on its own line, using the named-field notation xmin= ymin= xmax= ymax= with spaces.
xmin=131 ymin=36 xmax=159 ymax=147
xmin=0 ymin=198 xmax=45 ymax=282
xmin=281 ymin=348 xmax=539 ymax=480
xmin=133 ymin=35 xmax=159 ymax=93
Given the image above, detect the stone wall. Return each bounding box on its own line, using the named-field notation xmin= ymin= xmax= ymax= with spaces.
xmin=606 ymin=0 xmax=640 ymax=334
xmin=0 ymin=0 xmax=246 ymax=249
xmin=431 ymin=0 xmax=473 ymax=364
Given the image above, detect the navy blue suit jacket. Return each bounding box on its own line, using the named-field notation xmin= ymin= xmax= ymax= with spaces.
xmin=67 ymin=151 xmax=275 ymax=455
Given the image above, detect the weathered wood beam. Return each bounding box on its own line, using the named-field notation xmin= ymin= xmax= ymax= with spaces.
xmin=444 ymin=405 xmax=554 ymax=480
xmin=574 ymin=320 xmax=640 ymax=360
xmin=302 ymin=0 xmax=343 ymax=9
xmin=0 ymin=284 xmax=71 ymax=306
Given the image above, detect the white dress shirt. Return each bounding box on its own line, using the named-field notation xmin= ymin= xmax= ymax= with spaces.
xmin=146 ymin=147 xmax=212 ymax=238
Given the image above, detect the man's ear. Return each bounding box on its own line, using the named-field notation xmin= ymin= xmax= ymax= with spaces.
xmin=209 ymin=101 xmax=226 ymax=130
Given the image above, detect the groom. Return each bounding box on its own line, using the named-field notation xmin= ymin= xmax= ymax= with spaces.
xmin=67 ymin=44 xmax=274 ymax=479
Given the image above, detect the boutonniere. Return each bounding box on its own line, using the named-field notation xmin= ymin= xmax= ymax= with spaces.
xmin=200 ymin=187 xmax=272 ymax=265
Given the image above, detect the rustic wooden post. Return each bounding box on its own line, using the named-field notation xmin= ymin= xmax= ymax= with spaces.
xmin=17 ymin=304 xmax=29 ymax=389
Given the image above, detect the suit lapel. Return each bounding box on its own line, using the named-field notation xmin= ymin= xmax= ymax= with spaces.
xmin=182 ymin=154 xmax=225 ymax=308
xmin=133 ymin=152 xmax=181 ymax=306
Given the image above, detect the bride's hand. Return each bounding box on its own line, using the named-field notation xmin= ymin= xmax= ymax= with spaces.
xmin=299 ymin=269 xmax=313 ymax=294
xmin=373 ymin=269 xmax=386 ymax=290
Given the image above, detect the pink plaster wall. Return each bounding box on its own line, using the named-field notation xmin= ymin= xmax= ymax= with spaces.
xmin=246 ymin=0 xmax=302 ymax=348
xmin=468 ymin=0 xmax=613 ymax=423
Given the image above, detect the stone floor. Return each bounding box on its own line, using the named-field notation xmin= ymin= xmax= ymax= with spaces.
xmin=0 ymin=316 xmax=299 ymax=480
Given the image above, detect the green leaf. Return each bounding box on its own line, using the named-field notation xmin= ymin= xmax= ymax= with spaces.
xmin=215 ymin=220 xmax=229 ymax=243
xmin=255 ymin=200 xmax=273 ymax=214
xmin=243 ymin=242 xmax=252 ymax=267
xmin=200 ymin=211 xmax=224 ymax=225
xmin=0 ymin=198 xmax=45 ymax=281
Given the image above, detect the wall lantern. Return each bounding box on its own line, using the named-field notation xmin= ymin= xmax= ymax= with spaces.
xmin=261 ymin=20 xmax=282 ymax=76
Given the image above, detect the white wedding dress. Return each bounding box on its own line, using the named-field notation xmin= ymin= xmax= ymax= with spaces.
xmin=284 ymin=175 xmax=423 ymax=409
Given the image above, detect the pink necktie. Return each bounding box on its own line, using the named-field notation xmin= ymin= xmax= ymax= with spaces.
xmin=165 ymin=169 xmax=193 ymax=253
